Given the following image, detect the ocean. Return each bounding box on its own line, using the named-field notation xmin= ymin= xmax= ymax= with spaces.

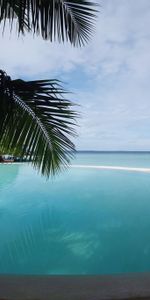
xmin=0 ymin=152 xmax=150 ymax=274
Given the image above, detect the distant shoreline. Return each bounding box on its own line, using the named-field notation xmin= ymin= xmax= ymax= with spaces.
xmin=71 ymin=165 xmax=150 ymax=173
xmin=1 ymin=163 xmax=150 ymax=174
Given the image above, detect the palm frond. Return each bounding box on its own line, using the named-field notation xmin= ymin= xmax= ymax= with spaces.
xmin=0 ymin=0 xmax=29 ymax=33
xmin=0 ymin=0 xmax=98 ymax=46
xmin=0 ymin=70 xmax=77 ymax=177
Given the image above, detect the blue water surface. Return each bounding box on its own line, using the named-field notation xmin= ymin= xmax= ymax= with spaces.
xmin=0 ymin=152 xmax=150 ymax=274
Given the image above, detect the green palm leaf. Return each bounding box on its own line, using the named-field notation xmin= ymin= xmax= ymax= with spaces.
xmin=0 ymin=0 xmax=97 ymax=45
xmin=0 ymin=70 xmax=77 ymax=177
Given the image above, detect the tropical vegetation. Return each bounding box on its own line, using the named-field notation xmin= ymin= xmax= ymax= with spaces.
xmin=0 ymin=0 xmax=97 ymax=177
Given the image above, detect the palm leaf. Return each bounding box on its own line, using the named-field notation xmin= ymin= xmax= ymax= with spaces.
xmin=0 ymin=0 xmax=98 ymax=46
xmin=0 ymin=0 xmax=29 ymax=33
xmin=0 ymin=70 xmax=77 ymax=177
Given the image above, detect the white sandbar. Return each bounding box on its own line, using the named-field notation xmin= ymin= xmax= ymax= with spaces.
xmin=71 ymin=164 xmax=150 ymax=173
xmin=1 ymin=163 xmax=150 ymax=173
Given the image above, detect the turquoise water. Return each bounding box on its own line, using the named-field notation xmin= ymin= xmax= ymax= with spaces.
xmin=0 ymin=152 xmax=150 ymax=274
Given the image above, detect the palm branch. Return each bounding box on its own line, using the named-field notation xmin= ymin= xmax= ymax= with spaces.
xmin=0 ymin=70 xmax=77 ymax=177
xmin=0 ymin=0 xmax=97 ymax=46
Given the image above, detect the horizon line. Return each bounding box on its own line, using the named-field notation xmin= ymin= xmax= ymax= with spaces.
xmin=76 ymin=150 xmax=150 ymax=153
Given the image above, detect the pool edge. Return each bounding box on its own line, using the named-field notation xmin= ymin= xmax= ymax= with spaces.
xmin=0 ymin=273 xmax=150 ymax=299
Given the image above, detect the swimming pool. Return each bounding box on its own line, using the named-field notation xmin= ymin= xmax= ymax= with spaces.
xmin=0 ymin=152 xmax=150 ymax=274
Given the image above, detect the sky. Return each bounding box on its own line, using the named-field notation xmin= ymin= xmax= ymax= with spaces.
xmin=0 ymin=0 xmax=150 ymax=151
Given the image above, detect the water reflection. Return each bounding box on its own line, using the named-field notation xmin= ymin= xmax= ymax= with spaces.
xmin=0 ymin=206 xmax=101 ymax=274
xmin=0 ymin=162 xmax=150 ymax=274
xmin=0 ymin=165 xmax=19 ymax=190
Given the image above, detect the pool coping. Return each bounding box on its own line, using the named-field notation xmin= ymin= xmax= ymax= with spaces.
xmin=0 ymin=273 xmax=150 ymax=299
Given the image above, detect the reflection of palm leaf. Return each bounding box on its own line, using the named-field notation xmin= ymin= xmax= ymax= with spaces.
xmin=0 ymin=0 xmax=97 ymax=46
xmin=0 ymin=210 xmax=59 ymax=272
xmin=0 ymin=70 xmax=77 ymax=177
xmin=1 ymin=225 xmax=37 ymax=271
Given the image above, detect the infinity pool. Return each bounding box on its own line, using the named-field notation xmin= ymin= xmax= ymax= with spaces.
xmin=0 ymin=152 xmax=150 ymax=274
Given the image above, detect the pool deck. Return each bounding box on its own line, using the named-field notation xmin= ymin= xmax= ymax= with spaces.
xmin=0 ymin=273 xmax=150 ymax=299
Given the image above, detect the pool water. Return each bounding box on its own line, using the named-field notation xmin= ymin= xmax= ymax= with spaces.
xmin=0 ymin=152 xmax=150 ymax=274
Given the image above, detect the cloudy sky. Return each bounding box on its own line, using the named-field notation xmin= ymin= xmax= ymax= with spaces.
xmin=0 ymin=0 xmax=150 ymax=150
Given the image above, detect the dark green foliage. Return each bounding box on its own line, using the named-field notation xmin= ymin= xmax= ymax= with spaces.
xmin=0 ymin=1 xmax=97 ymax=177
xmin=0 ymin=70 xmax=77 ymax=176
xmin=0 ymin=0 xmax=97 ymax=46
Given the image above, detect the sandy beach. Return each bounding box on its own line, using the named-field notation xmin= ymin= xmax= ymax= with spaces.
xmin=71 ymin=165 xmax=150 ymax=173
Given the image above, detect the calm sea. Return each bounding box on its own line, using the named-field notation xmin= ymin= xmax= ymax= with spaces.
xmin=0 ymin=152 xmax=150 ymax=274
